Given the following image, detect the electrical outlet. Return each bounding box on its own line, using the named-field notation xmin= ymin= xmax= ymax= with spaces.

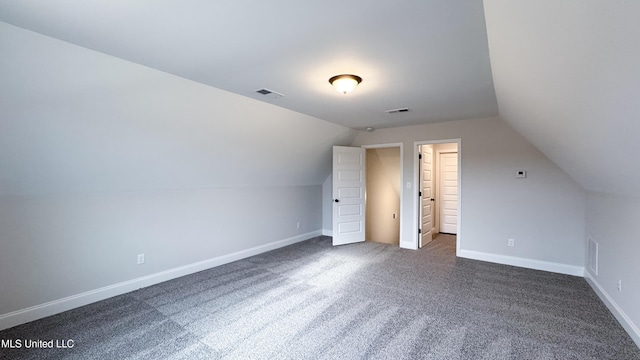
xmin=137 ymin=253 xmax=145 ymax=265
xmin=296 ymin=221 xmax=301 ymax=229
xmin=392 ymin=213 xmax=396 ymax=219
xmin=617 ymin=279 xmax=622 ymax=293
xmin=507 ymin=238 xmax=515 ymax=247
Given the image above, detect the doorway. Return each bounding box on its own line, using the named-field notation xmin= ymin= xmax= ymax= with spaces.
xmin=332 ymin=143 xmax=403 ymax=247
xmin=416 ymin=140 xmax=460 ymax=250
xmin=437 ymin=151 xmax=458 ymax=234
xmin=365 ymin=147 xmax=401 ymax=245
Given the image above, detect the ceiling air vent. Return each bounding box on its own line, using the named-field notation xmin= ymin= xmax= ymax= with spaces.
xmin=385 ymin=107 xmax=411 ymax=114
xmin=255 ymin=88 xmax=284 ymax=99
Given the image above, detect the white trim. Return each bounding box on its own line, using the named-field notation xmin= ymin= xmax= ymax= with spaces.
xmin=322 ymin=229 xmax=333 ymax=236
xmin=332 ymin=146 xmax=366 ymax=245
xmin=0 ymin=230 xmax=321 ymax=331
xmin=413 ymin=139 xmax=462 ymax=252
xmin=362 ymin=143 xmax=404 ymax=249
xmin=584 ymin=271 xmax=640 ymax=348
xmin=362 ymin=143 xmax=404 ymax=150
xmin=434 ymin=147 xmax=458 ymax=235
xmin=458 ymin=249 xmax=584 ymax=276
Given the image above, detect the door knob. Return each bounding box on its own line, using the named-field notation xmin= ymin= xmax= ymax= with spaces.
xmin=334 ymin=199 xmax=340 ymax=203
xmin=430 ymin=198 xmax=435 ymax=202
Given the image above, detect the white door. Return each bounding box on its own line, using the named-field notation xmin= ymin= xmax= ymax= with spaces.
xmin=419 ymin=145 xmax=434 ymax=248
xmin=332 ymin=146 xmax=366 ymax=246
xmin=439 ymin=152 xmax=458 ymax=234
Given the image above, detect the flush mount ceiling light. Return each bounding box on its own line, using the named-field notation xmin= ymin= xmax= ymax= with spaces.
xmin=329 ymin=74 xmax=362 ymax=94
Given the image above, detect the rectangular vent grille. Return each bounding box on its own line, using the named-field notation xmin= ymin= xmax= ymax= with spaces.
xmin=386 ymin=107 xmax=411 ymax=114
xmin=255 ymin=88 xmax=284 ymax=99
xmin=588 ymin=237 xmax=598 ymax=275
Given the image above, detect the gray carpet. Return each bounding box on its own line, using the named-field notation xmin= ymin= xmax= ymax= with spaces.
xmin=1 ymin=235 xmax=639 ymax=359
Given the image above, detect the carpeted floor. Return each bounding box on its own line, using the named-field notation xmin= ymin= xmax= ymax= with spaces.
xmin=1 ymin=235 xmax=639 ymax=359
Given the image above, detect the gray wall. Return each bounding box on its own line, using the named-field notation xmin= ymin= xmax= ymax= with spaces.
xmin=322 ymin=175 xmax=333 ymax=235
xmin=350 ymin=117 xmax=586 ymax=272
xmin=0 ymin=186 xmax=321 ymax=315
xmin=484 ymin=1 xmax=640 ymax=198
xmin=0 ymin=22 xmax=355 ymax=328
xmin=484 ymin=2 xmax=640 ymax=345
xmin=584 ymin=192 xmax=640 ymax=344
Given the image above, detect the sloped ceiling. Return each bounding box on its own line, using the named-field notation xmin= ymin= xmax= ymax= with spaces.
xmin=2 ymin=1 xmax=637 ymax=199
xmin=484 ymin=0 xmax=640 ymax=197
xmin=0 ymin=22 xmax=356 ymax=195
xmin=0 ymin=0 xmax=497 ymax=130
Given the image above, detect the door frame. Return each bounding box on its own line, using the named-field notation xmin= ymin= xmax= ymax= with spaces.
xmin=418 ymin=144 xmax=434 ymax=248
xmin=434 ymin=148 xmax=458 ymax=235
xmin=413 ymin=139 xmax=462 ymax=254
xmin=437 ymin=151 xmax=458 ymax=234
xmin=362 ymin=143 xmax=404 ymax=246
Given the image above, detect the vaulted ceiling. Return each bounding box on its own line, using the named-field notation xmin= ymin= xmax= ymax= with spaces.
xmin=1 ymin=1 xmax=639 ymax=198
xmin=0 ymin=0 xmax=498 ymax=130
xmin=484 ymin=0 xmax=640 ymax=197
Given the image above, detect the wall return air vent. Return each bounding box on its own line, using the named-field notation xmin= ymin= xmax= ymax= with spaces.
xmin=255 ymin=88 xmax=284 ymax=99
xmin=385 ymin=107 xmax=411 ymax=114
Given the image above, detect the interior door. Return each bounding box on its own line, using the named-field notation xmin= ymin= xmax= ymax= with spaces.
xmin=439 ymin=152 xmax=458 ymax=234
xmin=332 ymin=146 xmax=366 ymax=246
xmin=419 ymin=145 xmax=434 ymax=248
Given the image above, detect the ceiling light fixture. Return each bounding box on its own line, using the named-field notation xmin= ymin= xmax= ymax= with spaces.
xmin=329 ymin=74 xmax=362 ymax=94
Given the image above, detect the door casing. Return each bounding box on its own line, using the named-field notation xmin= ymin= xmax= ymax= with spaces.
xmin=362 ymin=143 xmax=404 ymax=246
xmin=332 ymin=143 xmax=404 ymax=246
xmin=438 ymin=152 xmax=458 ymax=234
xmin=413 ymin=139 xmax=461 ymax=254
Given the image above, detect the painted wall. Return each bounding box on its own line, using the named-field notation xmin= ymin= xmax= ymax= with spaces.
xmin=321 ymin=175 xmax=333 ymax=235
xmin=484 ymin=0 xmax=640 ymax=198
xmin=584 ymin=192 xmax=640 ymax=346
xmin=0 ymin=22 xmax=357 ymax=195
xmin=0 ymin=22 xmax=355 ymax=329
xmin=365 ymin=148 xmax=400 ymax=245
xmin=483 ymin=1 xmax=640 ymax=345
xmin=351 ymin=117 xmax=586 ymax=274
xmin=0 ymin=186 xmax=320 ymax=316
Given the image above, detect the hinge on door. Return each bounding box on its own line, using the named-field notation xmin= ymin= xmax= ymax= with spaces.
xmin=419 ymin=191 xmax=422 ymax=197
xmin=419 ymin=153 xmax=422 ymax=159
xmin=418 ymin=228 xmax=421 ymax=234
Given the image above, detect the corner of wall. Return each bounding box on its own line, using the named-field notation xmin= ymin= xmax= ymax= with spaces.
xmin=584 ymin=270 xmax=640 ymax=348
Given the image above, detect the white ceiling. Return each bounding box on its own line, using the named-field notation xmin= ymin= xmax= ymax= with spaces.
xmin=484 ymin=0 xmax=640 ymax=197
xmin=0 ymin=21 xmax=358 ymax=194
xmin=0 ymin=0 xmax=498 ymax=130
xmin=4 ymin=1 xmax=638 ymax=198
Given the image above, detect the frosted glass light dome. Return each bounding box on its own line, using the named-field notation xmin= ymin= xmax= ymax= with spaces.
xmin=329 ymin=74 xmax=362 ymax=94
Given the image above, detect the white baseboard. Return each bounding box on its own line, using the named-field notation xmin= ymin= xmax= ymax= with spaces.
xmin=584 ymin=271 xmax=640 ymax=348
xmin=0 ymin=230 xmax=322 ymax=331
xmin=458 ymin=249 xmax=584 ymax=276
xmin=322 ymin=229 xmax=333 ymax=236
